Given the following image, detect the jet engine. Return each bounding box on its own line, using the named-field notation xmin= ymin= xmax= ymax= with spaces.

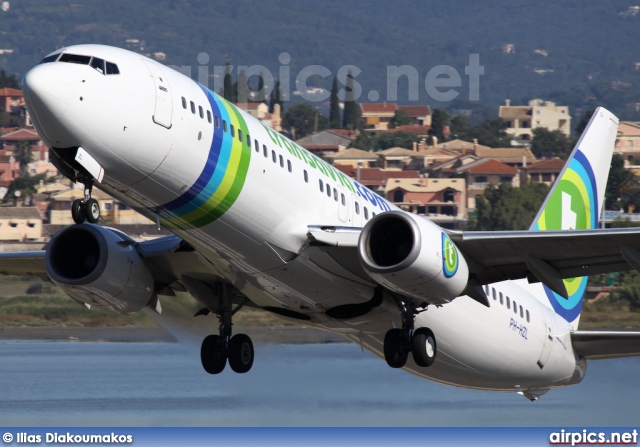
xmin=358 ymin=211 xmax=469 ymax=304
xmin=45 ymin=224 xmax=154 ymax=315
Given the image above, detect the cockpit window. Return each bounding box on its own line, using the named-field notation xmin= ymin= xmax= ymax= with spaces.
xmin=90 ymin=57 xmax=105 ymax=74
xmin=39 ymin=53 xmax=60 ymax=64
xmin=106 ymin=62 xmax=120 ymax=75
xmin=59 ymin=53 xmax=91 ymax=65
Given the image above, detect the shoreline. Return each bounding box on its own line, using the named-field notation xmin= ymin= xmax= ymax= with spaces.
xmin=0 ymin=325 xmax=348 ymax=345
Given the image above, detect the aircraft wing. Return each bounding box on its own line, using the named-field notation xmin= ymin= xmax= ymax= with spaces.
xmin=448 ymin=228 xmax=640 ymax=298
xmin=0 ymin=251 xmax=47 ymax=278
xmin=571 ymin=331 xmax=640 ymax=359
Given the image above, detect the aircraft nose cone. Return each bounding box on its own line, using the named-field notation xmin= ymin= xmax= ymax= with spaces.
xmin=22 ymin=64 xmax=75 ymax=147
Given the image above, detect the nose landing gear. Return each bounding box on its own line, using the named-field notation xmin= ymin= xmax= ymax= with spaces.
xmin=71 ymin=179 xmax=100 ymax=224
xmin=383 ymin=298 xmax=437 ymax=369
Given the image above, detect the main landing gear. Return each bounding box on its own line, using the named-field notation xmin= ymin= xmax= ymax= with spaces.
xmin=198 ymin=284 xmax=255 ymax=374
xmin=383 ymin=299 xmax=436 ymax=369
xmin=71 ymin=178 xmax=100 ymax=224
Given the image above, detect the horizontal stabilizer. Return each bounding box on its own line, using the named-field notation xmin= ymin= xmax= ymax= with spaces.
xmin=571 ymin=330 xmax=640 ymax=359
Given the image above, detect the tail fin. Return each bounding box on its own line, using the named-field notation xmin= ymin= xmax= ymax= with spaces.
xmin=529 ymin=107 xmax=619 ymax=328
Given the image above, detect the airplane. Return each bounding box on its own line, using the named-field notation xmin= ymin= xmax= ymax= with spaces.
xmin=5 ymin=43 xmax=640 ymax=401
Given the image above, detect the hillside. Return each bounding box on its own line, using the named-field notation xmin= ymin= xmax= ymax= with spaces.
xmin=1 ymin=0 xmax=640 ymax=125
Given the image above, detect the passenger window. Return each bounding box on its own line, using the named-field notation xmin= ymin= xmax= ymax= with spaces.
xmin=341 ymin=193 xmax=346 ymax=206
xmin=199 ymin=106 xmax=204 ymax=119
xmin=304 ymin=170 xmax=308 ymax=182
xmin=372 ymin=212 xmax=376 ymax=217
xmin=182 ymin=97 xmax=187 ymax=109
xmin=238 ymin=129 xmax=243 ymax=142
xmin=506 ymin=296 xmax=511 ymax=310
xmin=492 ymin=288 xmax=496 ymax=300
xmin=333 ymin=188 xmax=338 ymax=201
xmin=263 ymin=144 xmax=268 ymax=157
xmin=223 ymin=120 xmax=228 ymax=132
xmin=326 ymin=186 xmax=332 ymax=198
xmin=246 ymin=134 xmax=251 ymax=146
xmin=319 ymin=179 xmax=324 ymax=193
xmin=287 ymin=160 xmax=292 ymax=173
xmin=105 ymin=62 xmax=120 ymax=75
xmin=254 ymin=140 xmax=259 ymax=153
xmin=215 ymin=115 xmax=220 ymax=128
xmin=513 ymin=300 xmax=518 ymax=315
xmin=499 ymin=292 xmax=503 ymax=305
xmin=230 ymin=124 xmax=235 ymax=137
xmin=90 ymin=57 xmax=105 ymax=74
xmin=364 ymin=207 xmax=369 ymax=220
xmin=279 ymin=155 xmax=284 ymax=167
xmin=190 ymin=101 xmax=196 ymax=114
xmin=207 ymin=110 xmax=212 ymax=123
xmin=355 ymin=202 xmax=360 ymax=214
xmin=526 ymin=310 xmax=530 ymax=323
xmin=272 ymin=150 xmax=276 ymax=163
xmin=520 ymin=306 xmax=524 ymax=318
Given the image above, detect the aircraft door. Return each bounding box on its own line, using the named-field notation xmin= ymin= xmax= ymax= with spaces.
xmin=536 ymin=302 xmax=554 ymax=369
xmin=142 ymin=60 xmax=173 ymax=129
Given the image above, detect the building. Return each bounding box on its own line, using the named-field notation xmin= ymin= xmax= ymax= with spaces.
xmin=376 ymin=146 xmax=418 ymax=169
xmin=295 ymin=129 xmax=356 ymax=154
xmin=615 ymin=121 xmax=640 ymax=162
xmin=474 ymin=147 xmax=536 ymax=168
xmin=0 ymin=206 xmax=43 ymax=241
xmin=0 ymin=88 xmax=27 ymax=127
xmin=334 ymin=165 xmax=419 ymax=195
xmin=236 ymin=102 xmax=282 ymax=131
xmin=360 ymin=103 xmax=431 ymax=131
xmin=499 ymin=99 xmax=571 ymax=140
xmin=384 ymin=177 xmax=466 ymax=226
xmin=324 ymin=148 xmax=379 ymax=168
xmin=521 ymin=157 xmax=565 ymax=186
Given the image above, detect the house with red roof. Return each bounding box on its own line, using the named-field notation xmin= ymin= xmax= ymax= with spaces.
xmin=360 ymin=102 xmax=431 ymax=131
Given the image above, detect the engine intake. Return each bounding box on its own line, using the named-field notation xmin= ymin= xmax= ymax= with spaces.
xmin=359 ymin=211 xmax=469 ymax=304
xmin=46 ymin=224 xmax=154 ymax=315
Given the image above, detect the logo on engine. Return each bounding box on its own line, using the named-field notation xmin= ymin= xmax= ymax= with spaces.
xmin=442 ymin=233 xmax=458 ymax=278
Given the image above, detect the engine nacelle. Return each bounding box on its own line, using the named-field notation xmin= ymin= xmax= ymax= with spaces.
xmin=45 ymin=224 xmax=154 ymax=315
xmin=358 ymin=211 xmax=469 ymax=304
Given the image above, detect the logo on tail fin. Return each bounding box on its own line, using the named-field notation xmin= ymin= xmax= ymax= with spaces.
xmin=533 ymin=150 xmax=597 ymax=322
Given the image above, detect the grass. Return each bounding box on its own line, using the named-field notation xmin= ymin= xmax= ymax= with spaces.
xmin=1 ymin=276 xmax=639 ymax=330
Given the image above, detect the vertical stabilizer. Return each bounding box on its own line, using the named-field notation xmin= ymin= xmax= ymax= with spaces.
xmin=529 ymin=107 xmax=619 ymax=329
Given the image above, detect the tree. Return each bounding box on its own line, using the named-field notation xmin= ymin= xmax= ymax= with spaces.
xmin=530 ymin=128 xmax=574 ymax=159
xmin=611 ymin=271 xmax=640 ymax=312
xmin=269 ymin=80 xmax=284 ymax=114
xmin=14 ymin=140 xmax=33 ymax=176
xmin=388 ymin=110 xmax=411 ymax=129
xmin=350 ymin=131 xmax=371 ymax=151
xmin=282 ymin=103 xmax=326 ymax=139
xmin=342 ymin=70 xmax=360 ymax=130
xmin=0 ymin=70 xmax=19 ymax=89
xmin=329 ymin=76 xmax=341 ymax=129
xmin=222 ymin=63 xmax=235 ymax=103
xmin=467 ymin=182 xmax=550 ymax=231
xmin=429 ymin=109 xmax=449 ymax=141
xmin=605 ymin=154 xmax=640 ymax=211
xmin=236 ymin=69 xmax=249 ymax=104
xmin=472 ymin=118 xmax=512 ymax=148
xmin=368 ymin=131 xmax=419 ymax=151
xmin=575 ymin=109 xmax=595 ymax=136
xmin=3 ymin=173 xmax=49 ymax=204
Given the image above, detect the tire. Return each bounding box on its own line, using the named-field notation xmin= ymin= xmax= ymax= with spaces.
xmin=71 ymin=199 xmax=85 ymax=224
xmin=85 ymin=199 xmax=100 ymax=223
xmin=201 ymin=335 xmax=226 ymax=374
xmin=228 ymin=334 xmax=254 ymax=374
xmin=383 ymin=328 xmax=408 ymax=368
xmin=412 ymin=327 xmax=436 ymax=367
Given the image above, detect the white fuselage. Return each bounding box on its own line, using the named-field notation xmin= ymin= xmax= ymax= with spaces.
xmin=23 ymin=45 xmax=585 ymax=394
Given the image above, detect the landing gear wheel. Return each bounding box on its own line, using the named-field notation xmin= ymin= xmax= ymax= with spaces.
xmin=201 ymin=334 xmax=227 ymax=374
xmin=85 ymin=198 xmax=100 ymax=223
xmin=384 ymin=328 xmax=408 ymax=368
xmin=228 ymin=334 xmax=254 ymax=374
xmin=71 ymin=199 xmax=85 ymax=224
xmin=412 ymin=327 xmax=436 ymax=367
